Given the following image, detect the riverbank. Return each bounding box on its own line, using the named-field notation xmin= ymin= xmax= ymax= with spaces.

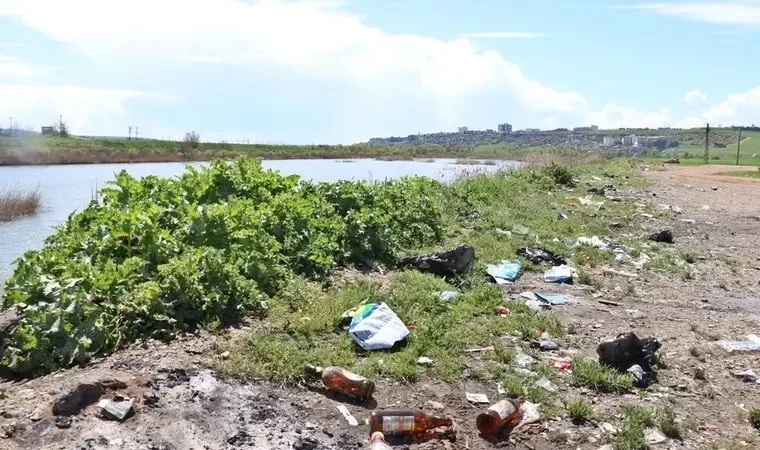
xmin=3 ymin=160 xmax=760 ymax=449
xmin=0 ymin=135 xmax=597 ymax=166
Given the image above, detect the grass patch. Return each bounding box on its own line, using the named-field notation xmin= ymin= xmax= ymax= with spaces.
xmin=749 ymin=409 xmax=760 ymax=430
xmin=567 ymin=398 xmax=596 ymax=424
xmin=657 ymin=405 xmax=684 ymax=439
xmin=0 ymin=188 xmax=41 ymax=222
xmin=615 ymin=406 xmax=655 ymax=450
xmin=572 ymin=358 xmax=633 ymax=393
xmin=720 ymin=170 xmax=760 ymax=179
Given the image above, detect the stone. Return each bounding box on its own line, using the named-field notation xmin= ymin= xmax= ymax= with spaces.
xmin=601 ymin=422 xmax=617 ymax=434
xmin=221 ymin=351 xmax=231 ymax=360
xmin=51 ymin=379 xmax=127 ymax=416
xmin=417 ymin=356 xmax=434 ymax=366
xmin=645 ymin=428 xmax=667 ymax=444
xmin=293 ymin=437 xmax=319 ymax=450
xmin=0 ymin=422 xmax=17 ymax=439
xmin=98 ymin=398 xmax=134 ymax=421
xmin=426 ymin=400 xmax=445 ymax=410
xmin=54 ymin=416 xmax=72 ymax=429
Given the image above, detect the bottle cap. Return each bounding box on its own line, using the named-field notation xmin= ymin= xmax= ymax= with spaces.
xmin=370 ymin=431 xmax=385 ymax=443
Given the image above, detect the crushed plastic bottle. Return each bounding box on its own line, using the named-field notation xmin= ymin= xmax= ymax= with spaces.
xmin=368 ymin=431 xmax=393 ymax=449
xmin=305 ymin=365 xmax=375 ymax=402
xmin=476 ymin=397 xmax=525 ymax=435
xmin=369 ymin=409 xmax=453 ymax=437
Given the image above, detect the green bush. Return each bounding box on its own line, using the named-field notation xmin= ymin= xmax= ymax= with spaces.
xmin=542 ymin=162 xmax=576 ymax=187
xmin=1 ymin=159 xmax=445 ymax=375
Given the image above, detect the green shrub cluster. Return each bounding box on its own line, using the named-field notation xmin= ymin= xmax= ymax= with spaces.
xmin=1 ymin=159 xmax=445 ymax=375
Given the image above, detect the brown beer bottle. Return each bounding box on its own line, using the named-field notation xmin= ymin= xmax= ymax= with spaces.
xmin=476 ymin=398 xmax=525 ymax=435
xmin=305 ymin=365 xmax=375 ymax=401
xmin=369 ymin=409 xmax=453 ymax=436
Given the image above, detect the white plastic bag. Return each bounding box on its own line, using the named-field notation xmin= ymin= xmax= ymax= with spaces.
xmin=348 ymin=302 xmax=409 ymax=351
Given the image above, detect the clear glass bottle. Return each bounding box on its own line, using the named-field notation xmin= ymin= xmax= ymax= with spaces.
xmin=369 ymin=409 xmax=453 ymax=437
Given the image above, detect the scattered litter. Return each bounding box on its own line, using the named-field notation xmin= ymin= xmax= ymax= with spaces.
xmin=520 ymin=292 xmax=538 ymax=301
xmin=602 ymin=267 xmax=639 ymax=278
xmin=534 ymin=377 xmax=557 ymax=393
xmin=715 ymin=335 xmax=760 ymax=353
xmin=487 ymin=260 xmax=522 ymax=284
xmin=550 ymin=358 xmax=572 ymax=373
xmin=97 ymin=397 xmax=133 ymax=422
xmin=513 ymin=401 xmax=541 ymax=430
xmin=517 ymin=247 xmax=567 ymax=266
xmin=660 ymin=204 xmax=682 ymax=214
xmin=732 ymin=369 xmax=760 ymax=384
xmin=598 ymin=299 xmax=621 ymax=307
xmin=524 ymin=299 xmax=546 ymax=313
xmin=495 ymin=306 xmax=511 ymax=317
xmin=639 ymin=213 xmax=654 ymax=219
xmin=513 ymin=368 xmax=537 ymax=377
xmin=397 ymin=245 xmax=475 ymax=277
xmin=531 ymin=333 xmax=559 ymax=351
xmin=645 ymin=428 xmax=667 ymax=445
xmin=417 ymin=357 xmax=435 ymax=366
xmin=437 ymin=291 xmax=459 ymax=301
xmin=337 ymin=405 xmax=359 ymax=426
xmin=515 ymin=353 xmax=535 ymax=368
xmin=679 ymin=219 xmax=696 ymax=224
xmin=495 ymin=228 xmax=512 ymax=237
xmin=650 ymin=229 xmax=674 ymax=244
xmin=464 ymin=346 xmax=495 ymax=353
xmin=597 ymin=333 xmax=661 ymax=388
xmin=702 ymin=205 xmax=710 ymax=210
xmin=575 ymin=236 xmax=609 ymax=250
xmin=588 ymin=185 xmax=614 ymax=196
xmin=536 ymin=293 xmax=568 ymax=306
xmin=348 ymin=302 xmax=409 ymax=351
xmin=579 ymin=196 xmax=605 ymax=208
xmin=545 ymin=265 xmax=574 ymax=284
xmin=557 ymin=213 xmax=568 ymax=221
xmin=466 ymin=392 xmax=490 ymax=404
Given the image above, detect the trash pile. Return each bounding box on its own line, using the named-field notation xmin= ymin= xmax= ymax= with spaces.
xmin=597 ymin=333 xmax=662 ymax=388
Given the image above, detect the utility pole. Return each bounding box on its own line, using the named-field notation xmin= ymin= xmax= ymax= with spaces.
xmin=736 ymin=128 xmax=742 ymax=166
xmin=128 ymin=126 xmax=132 ymax=140
xmin=59 ymin=115 xmax=63 ymax=131
xmin=8 ymin=117 xmax=12 ymax=136
xmin=135 ymin=126 xmax=139 ymax=140
xmin=703 ymin=123 xmax=710 ymax=164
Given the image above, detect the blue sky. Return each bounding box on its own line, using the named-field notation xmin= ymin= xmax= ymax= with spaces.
xmin=1 ymin=0 xmax=759 ymax=144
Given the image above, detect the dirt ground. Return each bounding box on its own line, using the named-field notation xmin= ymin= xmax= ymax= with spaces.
xmin=1 ymin=164 xmax=760 ymax=450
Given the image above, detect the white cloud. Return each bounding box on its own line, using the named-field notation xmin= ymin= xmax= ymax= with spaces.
xmin=679 ymin=85 xmax=760 ymax=127
xmin=586 ymin=103 xmax=672 ymax=129
xmin=0 ymin=54 xmax=46 ymax=78
xmin=624 ymin=2 xmax=760 ymax=25
xmin=684 ymin=89 xmax=709 ymax=107
xmin=0 ymin=0 xmax=586 ymax=117
xmin=0 ymin=84 xmax=148 ymax=134
xmin=459 ymin=32 xmax=546 ymax=39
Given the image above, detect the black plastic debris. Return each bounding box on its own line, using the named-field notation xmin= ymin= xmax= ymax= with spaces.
xmin=597 ymin=332 xmax=661 ymax=388
xmin=517 ymin=247 xmax=567 ymax=266
xmin=649 ymin=229 xmax=674 ymax=244
xmin=588 ymin=185 xmax=615 ymax=196
xmin=397 ymin=245 xmax=475 ymax=277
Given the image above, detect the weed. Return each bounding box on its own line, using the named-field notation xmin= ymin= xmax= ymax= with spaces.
xmin=658 ymin=405 xmax=684 ymax=439
xmin=0 ymin=188 xmax=41 ymax=222
xmin=572 ymin=358 xmax=633 ymax=393
xmin=749 ymin=409 xmax=760 ymax=429
xmin=614 ymin=405 xmax=655 ymax=450
xmin=542 ymin=162 xmax=576 ymax=187
xmin=682 ymin=252 xmax=696 ymax=264
xmin=567 ymin=398 xmax=596 ymax=424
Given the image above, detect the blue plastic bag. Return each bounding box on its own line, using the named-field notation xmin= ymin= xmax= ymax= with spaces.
xmin=486 ymin=260 xmax=522 ymax=284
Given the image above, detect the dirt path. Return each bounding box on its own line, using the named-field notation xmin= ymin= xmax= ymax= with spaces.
xmin=2 ymin=164 xmax=760 ymax=449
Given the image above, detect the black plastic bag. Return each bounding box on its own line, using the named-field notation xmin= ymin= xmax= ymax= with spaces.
xmin=517 ymin=247 xmax=567 ymax=266
xmin=397 ymin=245 xmax=475 ymax=277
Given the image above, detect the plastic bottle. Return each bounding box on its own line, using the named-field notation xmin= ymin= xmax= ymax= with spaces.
xmin=476 ymin=397 xmax=525 ymax=435
xmin=305 ymin=365 xmax=375 ymax=402
xmin=368 ymin=431 xmax=392 ymax=450
xmin=369 ymin=409 xmax=453 ymax=437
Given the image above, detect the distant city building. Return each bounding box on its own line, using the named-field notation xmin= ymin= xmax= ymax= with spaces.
xmin=622 ymin=135 xmax=636 ymax=146
xmin=458 ymin=126 xmax=468 ymax=133
xmin=497 ymin=123 xmax=513 ymax=134
xmin=41 ymin=126 xmax=55 ymax=135
xmin=573 ymin=125 xmax=599 ymax=132
xmin=602 ymin=136 xmax=622 ymax=146
xmin=486 ymin=129 xmax=494 ymax=133
xmin=524 ymin=128 xmax=541 ymax=133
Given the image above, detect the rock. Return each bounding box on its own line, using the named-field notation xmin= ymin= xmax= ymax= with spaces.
xmin=645 ymin=428 xmax=667 ymax=444
xmin=534 ymin=377 xmax=558 ymax=393
xmin=597 ymin=445 xmax=613 ymax=450
xmin=426 ymin=400 xmax=445 ymax=410
xmin=52 ymin=379 xmax=127 ymax=416
xmin=601 ymin=422 xmax=617 ymax=434
xmin=97 ymin=398 xmax=134 ymax=421
xmin=417 ymin=356 xmax=434 ymax=366
xmin=54 ymin=416 xmax=72 ymax=429
xmin=143 ymin=390 xmax=160 ymax=407
xmin=221 ymin=351 xmax=231 ymax=360
xmin=293 ymin=436 xmax=319 ymax=450
xmin=0 ymin=422 xmax=17 ymax=439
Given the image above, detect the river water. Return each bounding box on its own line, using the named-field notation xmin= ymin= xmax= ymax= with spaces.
xmin=0 ymin=158 xmax=516 ymax=285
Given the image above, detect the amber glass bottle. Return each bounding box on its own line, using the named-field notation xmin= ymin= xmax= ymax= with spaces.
xmin=369 ymin=409 xmax=453 ymax=436
xmin=476 ymin=398 xmax=525 ymax=435
xmin=305 ymin=365 xmax=375 ymax=401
